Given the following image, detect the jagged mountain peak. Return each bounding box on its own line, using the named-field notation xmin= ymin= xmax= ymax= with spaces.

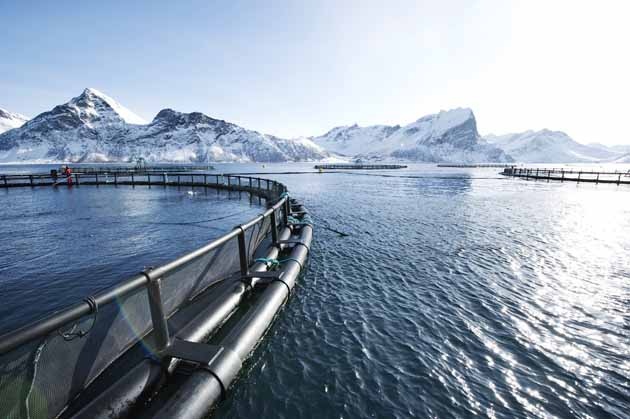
xmin=69 ymin=88 xmax=147 ymax=125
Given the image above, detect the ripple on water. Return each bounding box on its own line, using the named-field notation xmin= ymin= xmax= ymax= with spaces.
xmin=214 ymin=166 xmax=630 ymax=419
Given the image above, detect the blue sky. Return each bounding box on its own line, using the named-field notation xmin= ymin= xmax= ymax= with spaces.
xmin=1 ymin=0 xmax=628 ymax=144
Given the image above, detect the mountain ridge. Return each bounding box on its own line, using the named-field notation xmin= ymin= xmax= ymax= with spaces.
xmin=484 ymin=129 xmax=623 ymax=163
xmin=0 ymin=89 xmax=329 ymax=163
xmin=311 ymin=108 xmax=513 ymax=163
xmin=0 ymin=108 xmax=29 ymax=134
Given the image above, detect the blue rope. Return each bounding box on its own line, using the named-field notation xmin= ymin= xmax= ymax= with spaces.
xmin=254 ymin=257 xmax=280 ymax=269
xmin=287 ymin=215 xmax=313 ymax=226
xmin=254 ymin=257 xmax=302 ymax=269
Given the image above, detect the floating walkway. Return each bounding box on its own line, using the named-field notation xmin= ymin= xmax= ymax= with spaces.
xmin=0 ymin=172 xmax=312 ymax=419
xmin=314 ymin=164 xmax=407 ymax=170
xmin=501 ymin=166 xmax=630 ymax=185
xmin=437 ymin=163 xmax=514 ymax=168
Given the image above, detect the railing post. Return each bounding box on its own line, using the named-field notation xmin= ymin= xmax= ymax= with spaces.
xmin=596 ymin=173 xmax=600 ymax=184
xmin=131 ymin=173 xmax=135 ymax=186
xmin=95 ymin=173 xmax=99 ymax=185
xmin=2 ymin=175 xmax=6 ymax=187
xmin=29 ymin=175 xmax=33 ymax=187
xmin=257 ymin=178 xmax=261 ymax=189
xmin=577 ymin=172 xmax=581 ymax=183
xmin=283 ymin=197 xmax=290 ymax=226
xmin=215 ymin=175 xmax=219 ymax=185
xmin=163 ymin=173 xmax=167 ymax=186
xmin=618 ymin=174 xmax=621 ymax=185
xmin=237 ymin=227 xmax=249 ymax=276
xmin=561 ymin=170 xmax=564 ymax=182
xmin=114 ymin=173 xmax=118 ymax=185
xmin=203 ymin=174 xmax=207 ymax=187
xmin=145 ymin=275 xmax=171 ymax=353
xmin=270 ymin=209 xmax=279 ymax=246
xmin=238 ymin=177 xmax=242 ymax=188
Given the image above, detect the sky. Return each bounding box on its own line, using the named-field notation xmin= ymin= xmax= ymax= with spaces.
xmin=1 ymin=0 xmax=629 ymax=145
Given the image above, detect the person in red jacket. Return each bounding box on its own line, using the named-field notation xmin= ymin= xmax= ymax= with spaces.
xmin=64 ymin=165 xmax=73 ymax=186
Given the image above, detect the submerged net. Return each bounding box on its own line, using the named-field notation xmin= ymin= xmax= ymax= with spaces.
xmin=0 ymin=179 xmax=284 ymax=419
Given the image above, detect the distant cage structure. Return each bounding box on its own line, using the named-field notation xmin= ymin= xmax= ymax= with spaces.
xmin=0 ymin=171 xmax=313 ymax=419
xmin=501 ymin=166 xmax=630 ymax=185
xmin=314 ymin=164 xmax=407 ymax=170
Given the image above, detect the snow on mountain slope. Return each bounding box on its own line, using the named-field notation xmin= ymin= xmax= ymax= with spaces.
xmin=0 ymin=108 xmax=28 ymax=134
xmin=121 ymin=108 xmax=328 ymax=162
xmin=484 ymin=130 xmax=622 ymax=163
xmin=0 ymin=90 xmax=329 ymax=163
xmin=312 ymin=108 xmax=512 ymax=163
xmin=79 ymin=88 xmax=146 ymax=125
xmin=612 ymin=153 xmax=630 ymax=163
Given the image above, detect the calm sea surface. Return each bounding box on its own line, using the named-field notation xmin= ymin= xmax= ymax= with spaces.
xmin=1 ymin=163 xmax=629 ymax=418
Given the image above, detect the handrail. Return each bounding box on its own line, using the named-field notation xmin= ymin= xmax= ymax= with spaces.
xmin=501 ymin=166 xmax=630 ymax=185
xmin=0 ymin=173 xmax=289 ymax=354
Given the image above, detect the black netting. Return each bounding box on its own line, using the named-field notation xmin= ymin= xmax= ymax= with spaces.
xmin=0 ymin=285 xmax=152 ymax=419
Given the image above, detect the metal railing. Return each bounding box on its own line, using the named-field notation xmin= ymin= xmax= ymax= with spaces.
xmin=501 ymin=166 xmax=630 ymax=185
xmin=0 ymin=173 xmax=291 ymax=355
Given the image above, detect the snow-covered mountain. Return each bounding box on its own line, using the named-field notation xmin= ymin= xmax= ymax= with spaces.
xmin=0 ymin=88 xmax=329 ymax=163
xmin=0 ymin=108 xmax=28 ymax=134
xmin=312 ymin=108 xmax=512 ymax=163
xmin=484 ymin=130 xmax=622 ymax=163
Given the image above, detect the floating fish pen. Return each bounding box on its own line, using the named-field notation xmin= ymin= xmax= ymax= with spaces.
xmin=70 ymin=164 xmax=215 ymax=174
xmin=0 ymin=173 xmax=312 ymax=419
xmin=501 ymin=166 xmax=630 ymax=185
xmin=0 ymin=172 xmax=269 ymax=191
xmin=437 ymin=163 xmax=513 ymax=168
xmin=314 ymin=164 xmax=407 ymax=170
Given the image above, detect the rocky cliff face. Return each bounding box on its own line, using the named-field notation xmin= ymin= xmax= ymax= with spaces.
xmin=312 ymin=108 xmax=513 ymax=163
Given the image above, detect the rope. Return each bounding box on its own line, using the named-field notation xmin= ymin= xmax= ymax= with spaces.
xmin=254 ymin=257 xmax=303 ymax=270
xmin=58 ymin=296 xmax=99 ymax=341
xmin=254 ymin=257 xmax=281 ymax=269
xmin=287 ymin=215 xmax=313 ymax=226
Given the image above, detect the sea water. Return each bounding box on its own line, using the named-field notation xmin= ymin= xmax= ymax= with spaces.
xmin=1 ymin=163 xmax=628 ymax=418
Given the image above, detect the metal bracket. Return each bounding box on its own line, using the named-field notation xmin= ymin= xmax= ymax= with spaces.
xmin=164 ymin=339 xmax=222 ymax=365
xmin=290 ymin=210 xmax=307 ymax=216
xmin=241 ymin=271 xmax=285 ymax=280
xmin=163 ymin=339 xmax=242 ymax=400
xmin=241 ymin=270 xmax=286 ymax=288
xmin=276 ymin=239 xmax=311 ymax=253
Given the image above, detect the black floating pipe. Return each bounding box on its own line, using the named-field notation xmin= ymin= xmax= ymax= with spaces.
xmin=69 ymin=227 xmax=293 ymax=419
xmin=148 ymin=222 xmax=313 ymax=419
